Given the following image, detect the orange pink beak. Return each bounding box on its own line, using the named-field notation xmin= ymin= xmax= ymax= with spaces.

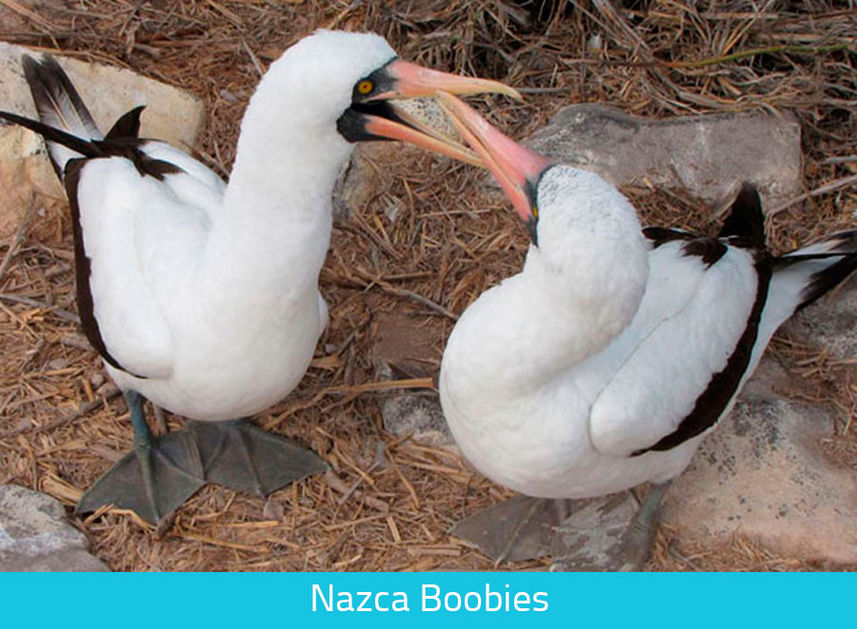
xmin=436 ymin=91 xmax=552 ymax=225
xmin=338 ymin=59 xmax=520 ymax=167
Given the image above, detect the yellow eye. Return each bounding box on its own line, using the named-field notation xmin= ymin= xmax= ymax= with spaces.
xmin=532 ymin=206 xmax=539 ymax=219
xmin=357 ymin=80 xmax=374 ymax=95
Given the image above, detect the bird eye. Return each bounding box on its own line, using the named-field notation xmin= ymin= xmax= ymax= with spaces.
xmin=532 ymin=206 xmax=539 ymax=219
xmin=357 ymin=80 xmax=374 ymax=95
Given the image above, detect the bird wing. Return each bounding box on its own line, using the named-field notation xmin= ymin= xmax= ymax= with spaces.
xmin=68 ymin=142 xmax=224 ymax=379
xmin=587 ymin=234 xmax=767 ymax=457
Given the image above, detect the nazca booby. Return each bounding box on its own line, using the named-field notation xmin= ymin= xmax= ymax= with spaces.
xmin=0 ymin=30 xmax=516 ymax=524
xmin=435 ymin=92 xmax=857 ymax=569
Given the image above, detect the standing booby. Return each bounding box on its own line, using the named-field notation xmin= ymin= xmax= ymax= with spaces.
xmin=0 ymin=30 xmax=515 ymax=524
xmin=434 ymin=93 xmax=857 ymax=569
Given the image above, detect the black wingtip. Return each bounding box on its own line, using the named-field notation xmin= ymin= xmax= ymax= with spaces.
xmin=718 ymin=182 xmax=765 ymax=246
xmin=0 ymin=109 xmax=100 ymax=159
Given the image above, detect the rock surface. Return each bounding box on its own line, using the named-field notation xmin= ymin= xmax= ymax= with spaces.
xmin=0 ymin=484 xmax=109 ymax=571
xmin=784 ymin=279 xmax=857 ymax=361
xmin=526 ymin=103 xmax=802 ymax=210
xmin=0 ymin=42 xmax=205 ymax=238
xmin=661 ymin=354 xmax=857 ymax=565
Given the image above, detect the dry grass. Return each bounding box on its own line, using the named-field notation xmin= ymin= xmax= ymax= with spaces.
xmin=1 ymin=0 xmax=856 ymax=571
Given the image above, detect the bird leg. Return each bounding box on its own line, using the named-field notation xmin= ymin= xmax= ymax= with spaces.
xmin=76 ymin=390 xmax=206 ymax=524
xmin=612 ymin=480 xmax=671 ymax=571
xmin=187 ymin=419 xmax=328 ymax=496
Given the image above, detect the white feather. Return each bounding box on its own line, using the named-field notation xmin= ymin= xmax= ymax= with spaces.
xmin=439 ymin=166 xmax=842 ymax=500
xmin=46 ymin=31 xmax=398 ymax=422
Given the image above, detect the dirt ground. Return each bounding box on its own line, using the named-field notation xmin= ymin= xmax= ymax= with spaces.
xmin=1 ymin=1 xmax=856 ymax=571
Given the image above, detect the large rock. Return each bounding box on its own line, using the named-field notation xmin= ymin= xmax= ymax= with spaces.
xmin=660 ymin=356 xmax=857 ymax=565
xmin=784 ymin=279 xmax=857 ymax=360
xmin=0 ymin=42 xmax=205 ymax=238
xmin=526 ymin=104 xmax=802 ymax=210
xmin=0 ymin=484 xmax=108 ymax=571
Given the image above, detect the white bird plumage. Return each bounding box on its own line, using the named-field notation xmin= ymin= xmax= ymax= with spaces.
xmin=0 ymin=30 xmax=518 ymax=523
xmin=71 ymin=32 xmax=397 ymax=419
xmin=441 ymin=167 xmax=759 ymax=497
xmin=435 ymin=92 xmax=857 ymax=567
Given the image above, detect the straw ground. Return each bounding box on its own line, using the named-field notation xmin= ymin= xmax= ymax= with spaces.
xmin=1 ymin=1 xmax=856 ymax=571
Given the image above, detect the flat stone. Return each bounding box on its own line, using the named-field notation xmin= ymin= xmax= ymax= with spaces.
xmin=0 ymin=484 xmax=108 ymax=571
xmin=0 ymin=42 xmax=205 ymax=238
xmin=552 ymin=492 xmax=641 ymax=571
xmin=526 ymin=104 xmax=802 ymax=210
xmin=660 ymin=357 xmax=857 ymax=565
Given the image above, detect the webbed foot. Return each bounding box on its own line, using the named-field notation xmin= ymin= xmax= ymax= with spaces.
xmin=451 ymin=494 xmax=571 ymax=563
xmin=75 ymin=391 xmax=205 ymax=524
xmin=451 ymin=482 xmax=671 ymax=571
xmin=188 ymin=419 xmax=328 ymax=496
xmin=554 ymin=482 xmax=671 ymax=571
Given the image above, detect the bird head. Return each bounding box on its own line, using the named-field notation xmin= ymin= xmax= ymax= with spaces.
xmin=435 ymin=92 xmax=645 ymax=287
xmin=273 ymin=30 xmax=521 ymax=166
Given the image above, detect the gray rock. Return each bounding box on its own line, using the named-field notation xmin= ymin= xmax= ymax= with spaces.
xmin=334 ymin=143 xmax=403 ymax=217
xmin=0 ymin=42 xmax=205 ymax=239
xmin=784 ymin=276 xmax=857 ymax=360
xmin=660 ymin=358 xmax=857 ymax=565
xmin=0 ymin=484 xmax=108 ymax=571
xmin=526 ymin=104 xmax=802 ymax=210
xmin=552 ymin=492 xmax=641 ymax=571
xmin=382 ymin=392 xmax=454 ymax=448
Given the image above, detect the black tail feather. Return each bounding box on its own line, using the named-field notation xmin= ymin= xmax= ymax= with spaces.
xmin=794 ymin=254 xmax=857 ymax=311
xmin=774 ymin=229 xmax=857 ymax=311
xmin=105 ymin=106 xmax=145 ymax=141
xmin=21 ymin=54 xmax=99 ymax=140
xmin=718 ymin=183 xmax=765 ymax=245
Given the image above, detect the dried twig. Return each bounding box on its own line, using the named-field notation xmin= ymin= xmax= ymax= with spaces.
xmin=770 ymin=174 xmax=857 ymax=214
xmin=0 ymin=385 xmax=120 ymax=440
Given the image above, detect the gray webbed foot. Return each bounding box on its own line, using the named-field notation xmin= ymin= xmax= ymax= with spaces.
xmin=451 ymin=482 xmax=672 ymax=571
xmin=75 ymin=391 xmax=205 ymax=524
xmin=188 ymin=419 xmax=328 ymax=496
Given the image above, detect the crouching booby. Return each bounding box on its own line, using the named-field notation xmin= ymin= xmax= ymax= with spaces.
xmin=434 ymin=93 xmax=857 ymax=569
xmin=0 ymin=30 xmax=516 ymax=524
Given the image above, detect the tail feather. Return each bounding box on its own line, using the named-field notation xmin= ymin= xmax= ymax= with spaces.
xmin=20 ymin=54 xmax=102 ymax=176
xmin=775 ymin=229 xmax=857 ymax=311
xmin=22 ymin=55 xmax=100 ymax=139
xmin=751 ymin=229 xmax=857 ymax=361
xmin=761 ymin=230 xmax=857 ymax=334
xmin=0 ymin=110 xmax=99 ymax=159
xmin=718 ymin=182 xmax=765 ymax=246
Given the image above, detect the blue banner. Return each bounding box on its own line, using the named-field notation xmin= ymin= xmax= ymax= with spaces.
xmin=2 ymin=571 xmax=852 ymax=628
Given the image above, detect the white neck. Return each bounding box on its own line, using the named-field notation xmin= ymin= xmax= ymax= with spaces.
xmin=441 ymin=168 xmax=650 ymax=400
xmin=202 ymin=62 xmax=354 ymax=297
